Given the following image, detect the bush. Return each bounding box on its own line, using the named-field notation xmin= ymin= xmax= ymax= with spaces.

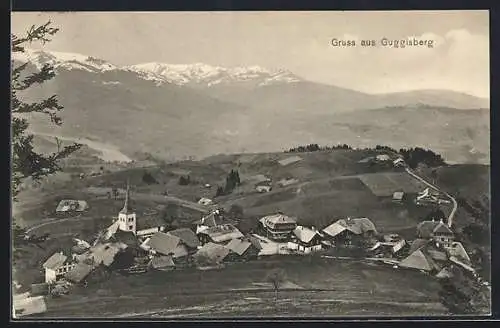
xmin=178 ymin=175 xmax=191 ymax=185
xmin=142 ymin=171 xmax=158 ymax=185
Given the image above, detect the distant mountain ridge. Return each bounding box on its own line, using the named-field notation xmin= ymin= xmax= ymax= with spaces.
xmin=11 ymin=48 xmax=490 ymax=164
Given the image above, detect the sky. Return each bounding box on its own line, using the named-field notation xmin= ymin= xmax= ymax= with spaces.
xmin=11 ymin=11 xmax=489 ymax=98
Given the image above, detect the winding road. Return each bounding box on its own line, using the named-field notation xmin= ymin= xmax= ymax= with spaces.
xmin=405 ymin=167 xmax=458 ymax=228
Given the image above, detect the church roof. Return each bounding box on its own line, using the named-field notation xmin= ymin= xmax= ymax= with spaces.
xmin=120 ymin=181 xmax=134 ymax=214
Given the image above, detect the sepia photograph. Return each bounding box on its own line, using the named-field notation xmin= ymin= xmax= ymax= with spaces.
xmin=10 ymin=10 xmax=490 ymax=319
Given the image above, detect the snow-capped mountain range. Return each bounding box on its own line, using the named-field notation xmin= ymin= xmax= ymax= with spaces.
xmin=12 ymin=48 xmax=302 ymax=87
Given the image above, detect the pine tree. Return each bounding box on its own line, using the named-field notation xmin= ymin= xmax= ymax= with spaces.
xmin=11 ymin=22 xmax=81 ymax=235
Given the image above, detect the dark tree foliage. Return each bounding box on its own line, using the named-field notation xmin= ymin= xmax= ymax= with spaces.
xmin=223 ymin=169 xmax=240 ymax=195
xmin=215 ymin=185 xmax=224 ymax=197
xmin=425 ymin=208 xmax=447 ymax=222
xmin=285 ymin=143 xmax=353 ymax=153
xmin=399 ymin=147 xmax=446 ymax=169
xmin=178 ymin=175 xmax=191 ymax=185
xmin=228 ymin=204 xmax=244 ymax=219
xmin=11 ymin=22 xmax=81 ymax=234
xmin=142 ymin=171 xmax=158 ymax=185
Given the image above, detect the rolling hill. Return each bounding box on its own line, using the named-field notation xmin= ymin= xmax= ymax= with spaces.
xmin=12 ymin=49 xmax=490 ymax=164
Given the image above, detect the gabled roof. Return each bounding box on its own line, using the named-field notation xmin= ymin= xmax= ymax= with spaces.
xmin=293 ymin=226 xmax=320 ymax=243
xmin=400 ymin=249 xmax=434 ymax=271
xmin=195 ymin=242 xmax=230 ymax=263
xmin=226 ymin=238 xmax=252 ymax=256
xmin=408 ymin=239 xmax=432 ymax=254
xmin=88 ymin=242 xmax=128 ymax=267
xmin=65 ymin=263 xmax=94 ymax=283
xmin=151 ymin=255 xmax=175 ymax=269
xmin=148 ymin=232 xmax=188 ymax=257
xmin=103 ymin=221 xmax=120 ymax=241
xmin=199 ymin=224 xmax=244 ymax=243
xmin=433 ymin=221 xmax=453 ymax=235
xmin=166 ymin=228 xmax=200 ymax=248
xmin=137 ymin=215 xmax=166 ymax=231
xmin=112 ymin=230 xmax=138 ymax=247
xmin=197 ymin=211 xmax=224 ymax=227
xmin=56 ymin=200 xmax=89 ymax=212
xmin=260 ymin=213 xmax=297 ymax=226
xmin=43 ymin=252 xmax=68 ymax=270
xmin=322 ymin=218 xmax=377 ymax=237
xmin=445 ymin=242 xmax=472 ymax=264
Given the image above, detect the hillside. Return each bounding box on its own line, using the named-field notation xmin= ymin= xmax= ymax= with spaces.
xmin=12 ymin=49 xmax=490 ymax=164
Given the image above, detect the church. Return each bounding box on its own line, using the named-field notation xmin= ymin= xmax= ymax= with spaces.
xmin=109 ymin=181 xmax=167 ymax=240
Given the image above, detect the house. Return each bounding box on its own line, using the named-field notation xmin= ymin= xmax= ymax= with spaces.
xmin=166 ymin=228 xmax=201 ymax=252
xmin=193 ymin=242 xmax=230 ymax=266
xmin=444 ymin=241 xmax=472 ymax=265
xmin=195 ymin=210 xmax=225 ymax=234
xmin=392 ymin=191 xmax=405 ymax=203
xmin=198 ymin=197 xmax=213 ymax=206
xmin=376 ymin=154 xmax=391 ymax=162
xmin=146 ymin=232 xmax=189 ymax=259
xmin=197 ymin=224 xmax=244 ymax=245
xmin=370 ymin=234 xmax=407 ymax=258
xmin=42 ymin=251 xmax=77 ymax=284
xmin=64 ymin=262 xmax=95 ymax=284
xmin=256 ymin=184 xmax=272 ymax=193
xmin=136 ymin=215 xmax=166 ymax=239
xmin=55 ymin=199 xmax=89 ymax=213
xmin=416 ymin=219 xmax=454 ymax=246
xmin=322 ymin=217 xmax=377 ymax=247
xmin=287 ymin=226 xmax=322 ymax=254
xmin=393 ymin=158 xmax=405 ymax=167
xmin=259 ymin=213 xmax=297 ymax=241
xmin=415 ymin=188 xmax=442 ymax=205
xmin=225 ymin=238 xmax=260 ymax=261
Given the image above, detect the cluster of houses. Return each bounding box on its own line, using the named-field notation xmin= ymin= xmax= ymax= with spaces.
xmin=40 ymin=170 xmax=474 ymax=293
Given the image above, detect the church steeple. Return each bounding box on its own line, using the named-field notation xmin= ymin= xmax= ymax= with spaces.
xmin=120 ymin=179 xmax=132 ymax=214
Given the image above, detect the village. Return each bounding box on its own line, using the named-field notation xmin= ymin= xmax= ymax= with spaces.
xmin=13 ymin=153 xmax=489 ymax=317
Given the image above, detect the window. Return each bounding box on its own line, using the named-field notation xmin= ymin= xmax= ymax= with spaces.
xmin=129 ymin=225 xmax=133 ymax=230
xmin=128 ymin=217 xmax=134 ymax=222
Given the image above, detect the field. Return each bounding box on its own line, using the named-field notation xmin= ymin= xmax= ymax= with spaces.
xmin=358 ymin=172 xmax=427 ymax=197
xmin=32 ymin=257 xmax=447 ymax=318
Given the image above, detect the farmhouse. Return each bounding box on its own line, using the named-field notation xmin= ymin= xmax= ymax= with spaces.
xmin=166 ymin=228 xmax=201 ymax=252
xmin=393 ymin=158 xmax=405 ymax=167
xmin=370 ymin=234 xmax=407 ymax=258
xmin=376 ymin=154 xmax=391 ymax=162
xmin=193 ymin=242 xmax=230 ymax=266
xmin=42 ymin=251 xmax=77 ymax=283
xmin=225 ymin=238 xmax=260 ymax=261
xmin=256 ymin=183 xmax=272 ymax=193
xmin=444 ymin=241 xmax=472 ymax=265
xmin=55 ymin=199 xmax=89 ymax=213
xmin=195 ymin=210 xmax=225 ymax=234
xmin=198 ymin=197 xmax=213 ymax=206
xmin=392 ymin=191 xmax=405 ymax=203
xmin=64 ymin=262 xmax=94 ymax=284
xmin=399 ymin=248 xmax=442 ymax=273
xmin=417 ymin=219 xmax=454 ymax=247
xmin=146 ymin=232 xmax=189 ymax=259
xmin=322 ymin=217 xmax=377 ymax=247
xmin=259 ymin=213 xmax=297 ymax=241
xmin=287 ymin=226 xmax=322 ymax=254
xmin=197 ymin=224 xmax=244 ymax=245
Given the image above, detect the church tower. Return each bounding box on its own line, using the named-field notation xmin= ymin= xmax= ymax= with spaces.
xmin=117 ymin=180 xmax=137 ymax=234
